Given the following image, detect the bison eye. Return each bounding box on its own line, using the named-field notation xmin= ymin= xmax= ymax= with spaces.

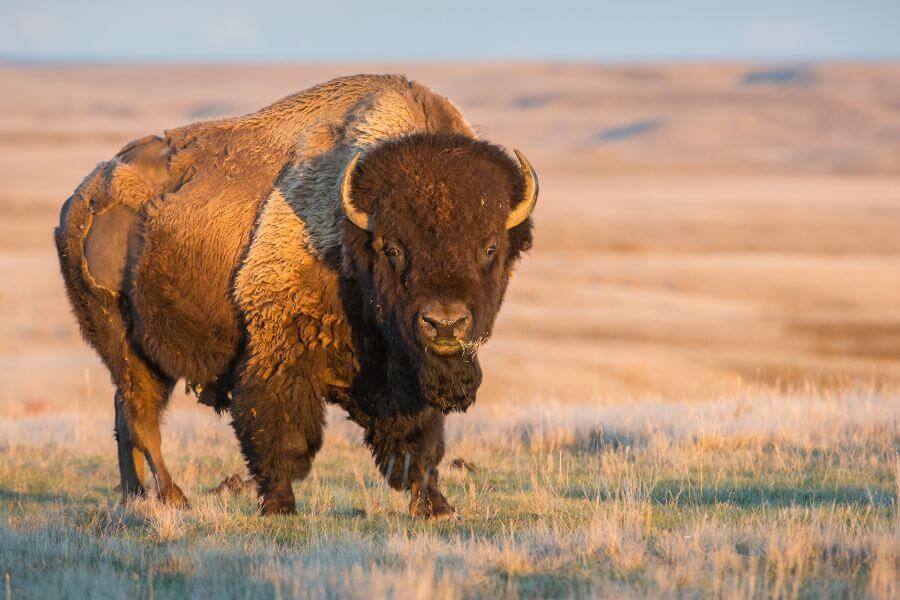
xmin=485 ymin=244 xmax=497 ymax=258
xmin=383 ymin=243 xmax=405 ymax=269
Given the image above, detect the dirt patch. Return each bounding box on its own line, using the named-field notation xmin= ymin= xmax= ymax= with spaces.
xmin=791 ymin=319 xmax=900 ymax=361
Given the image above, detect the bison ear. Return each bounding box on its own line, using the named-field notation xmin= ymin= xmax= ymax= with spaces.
xmin=340 ymin=152 xmax=373 ymax=231
xmin=505 ymin=149 xmax=539 ymax=230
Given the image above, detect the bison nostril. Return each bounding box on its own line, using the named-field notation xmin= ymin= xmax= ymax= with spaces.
xmin=450 ymin=315 xmax=471 ymax=338
xmin=419 ymin=314 xmax=438 ymax=339
xmin=419 ymin=305 xmax=472 ymax=342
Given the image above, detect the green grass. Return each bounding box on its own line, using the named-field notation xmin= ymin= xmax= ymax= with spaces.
xmin=0 ymin=391 xmax=897 ymax=598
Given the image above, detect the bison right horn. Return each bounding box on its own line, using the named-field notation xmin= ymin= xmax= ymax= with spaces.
xmin=340 ymin=152 xmax=373 ymax=231
xmin=506 ymin=149 xmax=539 ymax=230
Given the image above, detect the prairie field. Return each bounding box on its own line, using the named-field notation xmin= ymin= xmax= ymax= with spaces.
xmin=1 ymin=62 xmax=899 ymax=598
xmin=1 ymin=390 xmax=899 ymax=598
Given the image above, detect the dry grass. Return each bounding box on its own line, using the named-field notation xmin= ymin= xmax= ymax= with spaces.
xmin=1 ymin=389 xmax=896 ymax=598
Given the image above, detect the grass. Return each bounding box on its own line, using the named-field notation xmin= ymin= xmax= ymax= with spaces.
xmin=0 ymin=389 xmax=897 ymax=599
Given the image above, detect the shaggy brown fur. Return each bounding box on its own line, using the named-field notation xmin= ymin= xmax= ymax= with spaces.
xmin=55 ymin=74 xmax=535 ymax=517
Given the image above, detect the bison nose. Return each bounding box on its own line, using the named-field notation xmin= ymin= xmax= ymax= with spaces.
xmin=418 ymin=302 xmax=472 ymax=343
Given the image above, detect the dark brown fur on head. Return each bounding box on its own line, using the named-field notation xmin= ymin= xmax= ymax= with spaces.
xmin=341 ymin=134 xmax=534 ymax=413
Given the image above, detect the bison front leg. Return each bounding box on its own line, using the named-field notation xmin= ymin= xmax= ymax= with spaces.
xmin=361 ymin=407 xmax=455 ymax=520
xmin=230 ymin=371 xmax=326 ymax=516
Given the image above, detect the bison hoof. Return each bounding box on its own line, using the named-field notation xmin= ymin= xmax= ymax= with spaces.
xmin=409 ymin=485 xmax=456 ymax=520
xmin=260 ymin=482 xmax=297 ymax=516
xmin=260 ymin=498 xmax=297 ymax=516
xmin=160 ymin=484 xmax=190 ymax=508
xmin=118 ymin=483 xmax=147 ymax=504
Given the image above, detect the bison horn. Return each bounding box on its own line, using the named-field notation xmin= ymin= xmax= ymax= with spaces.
xmin=506 ymin=149 xmax=539 ymax=230
xmin=340 ymin=152 xmax=373 ymax=231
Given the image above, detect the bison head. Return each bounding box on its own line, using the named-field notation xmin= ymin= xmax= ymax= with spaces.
xmin=340 ymin=134 xmax=537 ymax=413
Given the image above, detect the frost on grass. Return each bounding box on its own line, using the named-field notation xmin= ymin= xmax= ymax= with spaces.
xmin=0 ymin=388 xmax=897 ymax=598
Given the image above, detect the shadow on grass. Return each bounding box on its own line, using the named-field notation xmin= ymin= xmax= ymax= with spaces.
xmin=495 ymin=570 xmax=594 ymax=598
xmin=564 ymin=480 xmax=896 ymax=509
xmin=293 ymin=502 xmax=367 ymax=519
xmin=654 ymin=480 xmax=896 ymax=508
xmin=0 ymin=488 xmax=83 ymax=506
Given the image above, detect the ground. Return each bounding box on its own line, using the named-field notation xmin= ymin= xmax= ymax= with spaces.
xmin=2 ymin=392 xmax=896 ymax=597
xmin=0 ymin=62 xmax=898 ymax=598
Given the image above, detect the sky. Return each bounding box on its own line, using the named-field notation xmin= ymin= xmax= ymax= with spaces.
xmin=1 ymin=0 xmax=898 ymax=62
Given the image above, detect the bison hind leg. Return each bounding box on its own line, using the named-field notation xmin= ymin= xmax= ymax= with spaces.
xmin=120 ymin=368 xmax=190 ymax=508
xmin=115 ymin=391 xmax=147 ymax=499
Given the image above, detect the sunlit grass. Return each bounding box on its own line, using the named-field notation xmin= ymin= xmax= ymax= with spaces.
xmin=0 ymin=389 xmax=897 ymax=598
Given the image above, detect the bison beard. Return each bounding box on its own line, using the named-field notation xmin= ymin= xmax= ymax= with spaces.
xmin=419 ymin=353 xmax=482 ymax=412
xmin=386 ymin=342 xmax=483 ymax=414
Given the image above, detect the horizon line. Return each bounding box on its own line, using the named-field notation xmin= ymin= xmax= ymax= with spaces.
xmin=3 ymin=55 xmax=899 ymax=67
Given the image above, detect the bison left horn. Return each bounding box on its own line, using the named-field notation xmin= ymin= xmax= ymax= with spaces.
xmin=340 ymin=152 xmax=372 ymax=231
xmin=506 ymin=149 xmax=539 ymax=230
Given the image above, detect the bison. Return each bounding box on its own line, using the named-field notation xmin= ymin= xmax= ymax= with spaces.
xmin=55 ymin=74 xmax=537 ymax=518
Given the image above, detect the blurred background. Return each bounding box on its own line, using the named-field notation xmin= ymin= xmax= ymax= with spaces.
xmin=2 ymin=1 xmax=900 ymax=413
